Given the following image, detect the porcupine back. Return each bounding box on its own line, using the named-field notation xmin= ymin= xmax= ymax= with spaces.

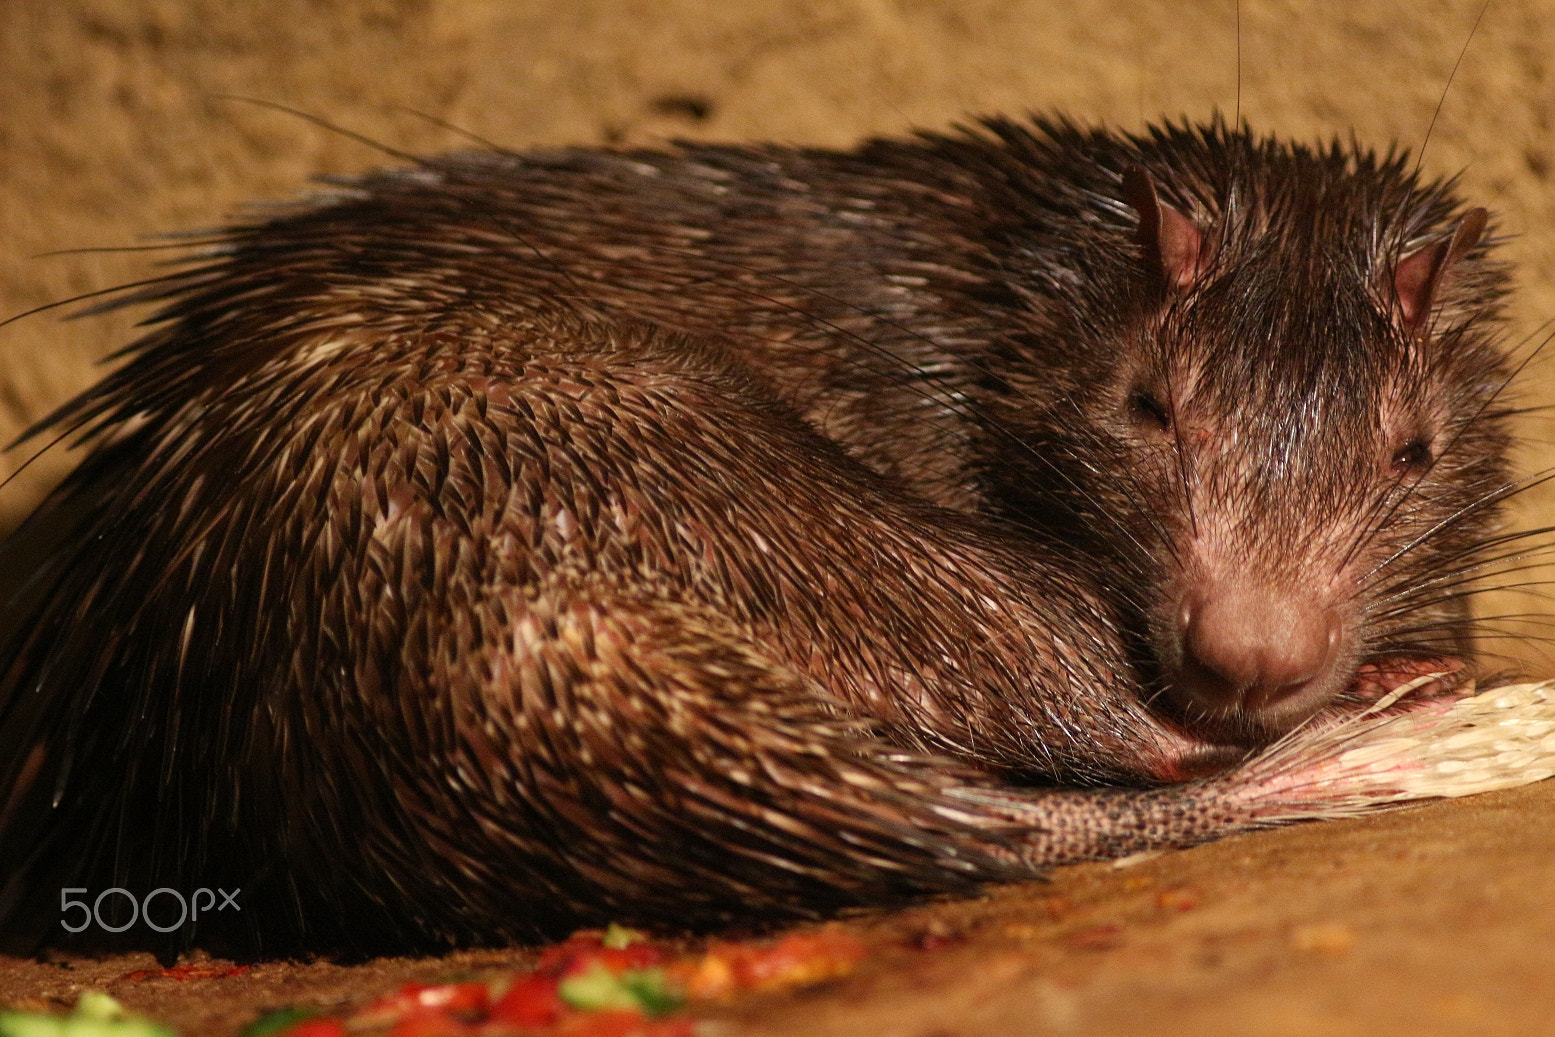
xmin=0 ymin=117 xmax=1525 ymax=956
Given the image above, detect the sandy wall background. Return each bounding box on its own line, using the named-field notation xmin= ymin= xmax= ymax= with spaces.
xmin=4 ymin=0 xmax=1554 ymax=678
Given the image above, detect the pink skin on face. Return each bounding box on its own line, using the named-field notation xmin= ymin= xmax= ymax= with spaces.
xmin=1139 ymin=655 xmax=1470 ymax=782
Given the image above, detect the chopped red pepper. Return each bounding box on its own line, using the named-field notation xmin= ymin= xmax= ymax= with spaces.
xmin=550 ymin=1008 xmax=694 ymax=1037
xmin=386 ymin=1007 xmax=477 ymax=1037
xmin=274 ymin=1020 xmax=347 ymax=1037
xmin=358 ymin=981 xmax=490 ymax=1025
xmin=117 ymin=963 xmax=252 ymax=982
xmin=574 ymin=944 xmax=665 ymax=977
xmin=676 ymin=929 xmax=865 ymax=998
xmin=535 ymin=932 xmax=607 ymax=976
xmin=268 ymin=924 xmax=865 ymax=1037
xmin=487 ymin=973 xmax=564 ymax=1028
xmin=533 ymin=931 xmax=665 ymax=980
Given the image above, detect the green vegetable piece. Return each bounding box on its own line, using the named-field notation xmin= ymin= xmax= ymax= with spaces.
xmin=620 ymin=970 xmax=684 ymax=1017
xmin=558 ymin=964 xmax=640 ymax=1012
xmin=0 ymin=993 xmax=176 ymax=1037
xmin=66 ymin=993 xmax=174 ymax=1037
xmin=238 ymin=1007 xmax=319 ymax=1037
xmin=557 ymin=964 xmax=686 ymax=1018
xmin=0 ymin=1011 xmax=65 ymax=1037
xmin=0 ymin=1015 xmax=175 ymax=1037
xmin=601 ymin=924 xmax=646 ymax=950
xmin=62 ymin=1020 xmax=175 ymax=1037
xmin=70 ymin=996 xmax=123 ymax=1023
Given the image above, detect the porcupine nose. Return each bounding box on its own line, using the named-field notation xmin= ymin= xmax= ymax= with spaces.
xmin=1172 ymin=583 xmax=1341 ymax=728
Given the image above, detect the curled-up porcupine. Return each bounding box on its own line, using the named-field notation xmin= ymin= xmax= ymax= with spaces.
xmin=0 ymin=117 xmax=1546 ymax=957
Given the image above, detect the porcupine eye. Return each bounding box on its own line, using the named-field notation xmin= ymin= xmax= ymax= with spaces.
xmin=1390 ymin=437 xmax=1433 ymax=475
xmin=1128 ymin=387 xmax=1172 ymax=433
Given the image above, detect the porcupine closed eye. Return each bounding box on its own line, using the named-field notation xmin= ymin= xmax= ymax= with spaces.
xmin=0 ymin=115 xmax=1526 ymax=956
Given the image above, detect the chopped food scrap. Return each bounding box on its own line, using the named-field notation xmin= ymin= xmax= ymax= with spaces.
xmin=907 ymin=922 xmax=966 ymax=951
xmin=670 ymin=931 xmax=867 ymax=1000
xmin=236 ymin=1008 xmax=330 ymax=1037
xmin=0 ymin=991 xmax=176 ymax=1037
xmin=3 ymin=926 xmax=870 ymax=1036
xmin=558 ymin=964 xmax=681 ymax=1016
xmin=356 ymin=982 xmax=490 ymax=1026
xmin=1063 ymin=924 xmax=1124 ymax=952
xmin=116 ymin=965 xmax=251 ymax=983
xmin=254 ymin=1021 xmax=343 ymax=1037
xmin=246 ymin=924 xmax=866 ymax=1036
xmin=549 ymin=1010 xmax=692 ymax=1037
xmin=1155 ymin=887 xmax=1200 ymax=912
xmin=487 ymin=974 xmax=564 ymax=1029
xmin=600 ymin=925 xmax=645 ymax=950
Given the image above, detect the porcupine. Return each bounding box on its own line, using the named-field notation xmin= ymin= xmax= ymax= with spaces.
xmin=0 ymin=116 xmax=1517 ymax=956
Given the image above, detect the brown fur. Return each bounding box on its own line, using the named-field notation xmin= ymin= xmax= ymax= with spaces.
xmin=0 ymin=118 xmax=1519 ymax=956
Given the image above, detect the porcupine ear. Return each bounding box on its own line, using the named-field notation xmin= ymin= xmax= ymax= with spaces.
xmin=1122 ymin=164 xmax=1211 ymax=292
xmin=1391 ymin=207 xmax=1488 ymax=335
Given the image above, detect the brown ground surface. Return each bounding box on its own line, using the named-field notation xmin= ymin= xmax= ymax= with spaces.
xmin=3 ymin=1 xmax=1555 ymax=1034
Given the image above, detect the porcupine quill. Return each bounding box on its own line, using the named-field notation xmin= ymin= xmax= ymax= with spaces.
xmin=0 ymin=114 xmax=1552 ymax=957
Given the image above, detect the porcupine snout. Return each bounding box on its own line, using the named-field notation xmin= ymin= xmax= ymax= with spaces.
xmin=1174 ymin=575 xmax=1343 ymax=728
